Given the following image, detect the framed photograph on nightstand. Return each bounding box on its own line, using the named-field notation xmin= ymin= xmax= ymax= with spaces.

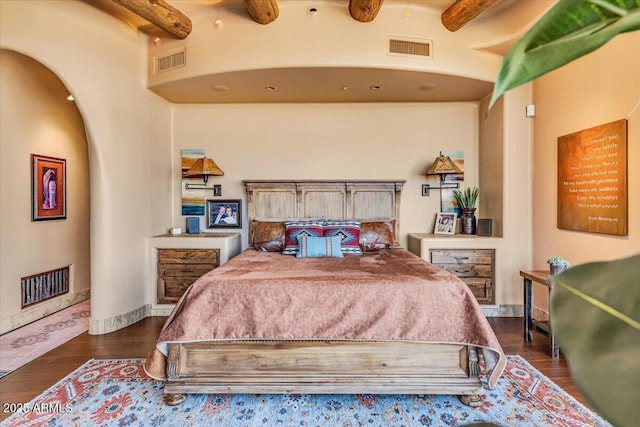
xmin=434 ymin=212 xmax=456 ymax=235
xmin=206 ymin=199 xmax=241 ymax=229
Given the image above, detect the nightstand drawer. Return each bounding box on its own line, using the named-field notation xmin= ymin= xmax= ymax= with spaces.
xmin=461 ymin=278 xmax=494 ymax=305
xmin=160 ymin=276 xmax=200 ymax=302
xmin=158 ymin=249 xmax=218 ymax=265
xmin=436 ymin=263 xmax=492 ymax=277
xmin=430 ymin=249 xmax=493 ymax=265
xmin=159 ymin=265 xmax=214 ymax=277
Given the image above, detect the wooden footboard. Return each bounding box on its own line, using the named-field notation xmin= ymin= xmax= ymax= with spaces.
xmin=163 ymin=340 xmax=482 ymax=406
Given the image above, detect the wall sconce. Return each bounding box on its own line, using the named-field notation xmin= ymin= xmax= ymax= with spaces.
xmin=422 ymin=155 xmax=462 ymax=196
xmin=184 ymin=156 xmax=224 ymax=196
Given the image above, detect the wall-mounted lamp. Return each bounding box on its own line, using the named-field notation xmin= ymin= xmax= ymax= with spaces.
xmin=422 ymin=155 xmax=462 ymax=196
xmin=184 ymin=156 xmax=224 ymax=196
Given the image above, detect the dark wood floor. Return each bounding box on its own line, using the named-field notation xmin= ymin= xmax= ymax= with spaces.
xmin=0 ymin=316 xmax=589 ymax=422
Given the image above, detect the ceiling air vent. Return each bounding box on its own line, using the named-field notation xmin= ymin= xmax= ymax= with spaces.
xmin=154 ymin=48 xmax=186 ymax=74
xmin=388 ymin=36 xmax=433 ymax=59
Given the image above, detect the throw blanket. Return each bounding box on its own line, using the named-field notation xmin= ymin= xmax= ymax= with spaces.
xmin=144 ymin=248 xmax=505 ymax=387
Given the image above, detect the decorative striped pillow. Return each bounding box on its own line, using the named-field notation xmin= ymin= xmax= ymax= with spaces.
xmin=282 ymin=221 xmax=325 ymax=255
xmin=296 ymin=235 xmax=344 ymax=258
xmin=323 ymin=220 xmax=363 ymax=255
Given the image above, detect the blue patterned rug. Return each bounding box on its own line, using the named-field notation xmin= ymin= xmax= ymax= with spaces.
xmin=1 ymin=355 xmax=610 ymax=426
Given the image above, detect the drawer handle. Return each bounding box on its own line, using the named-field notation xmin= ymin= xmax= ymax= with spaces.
xmin=180 ymin=269 xmax=196 ymax=273
xmin=454 ymin=256 xmax=469 ymax=262
xmin=455 ymin=266 xmax=473 ymax=273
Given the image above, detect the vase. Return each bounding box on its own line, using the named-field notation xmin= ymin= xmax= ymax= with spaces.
xmin=461 ymin=208 xmax=477 ymax=235
xmin=550 ymin=264 xmax=567 ymax=275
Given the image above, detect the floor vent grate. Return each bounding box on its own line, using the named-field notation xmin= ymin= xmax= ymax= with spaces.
xmin=21 ymin=266 xmax=70 ymax=308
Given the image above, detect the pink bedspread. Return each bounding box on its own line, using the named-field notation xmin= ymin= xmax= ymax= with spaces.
xmin=144 ymin=248 xmax=505 ymax=387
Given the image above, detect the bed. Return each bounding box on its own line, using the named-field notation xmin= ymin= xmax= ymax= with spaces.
xmin=144 ymin=180 xmax=505 ymax=407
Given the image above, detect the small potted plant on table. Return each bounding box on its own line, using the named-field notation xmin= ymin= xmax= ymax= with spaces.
xmin=547 ymin=256 xmax=570 ymax=275
xmin=452 ymin=186 xmax=479 ymax=235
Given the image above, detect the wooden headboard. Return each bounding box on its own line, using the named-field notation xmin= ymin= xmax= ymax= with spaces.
xmin=242 ymin=179 xmax=406 ymax=237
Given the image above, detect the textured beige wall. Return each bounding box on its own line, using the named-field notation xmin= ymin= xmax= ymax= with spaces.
xmin=531 ymin=31 xmax=640 ymax=312
xmin=171 ymin=102 xmax=480 ymax=247
xmin=533 ymin=31 xmax=640 ymax=267
xmin=1 ymin=0 xmax=173 ymax=329
xmin=479 ymin=95 xmax=505 ymax=237
xmin=0 ymin=50 xmax=90 ymax=329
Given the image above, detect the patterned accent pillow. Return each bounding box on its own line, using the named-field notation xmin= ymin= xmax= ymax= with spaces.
xmin=282 ymin=221 xmax=324 ymax=255
xmin=323 ymin=220 xmax=363 ymax=255
xmin=296 ymin=235 xmax=344 ymax=258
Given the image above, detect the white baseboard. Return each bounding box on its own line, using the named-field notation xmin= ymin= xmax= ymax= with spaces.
xmin=89 ymin=304 xmax=151 ymax=335
xmin=482 ymin=304 xmax=523 ymax=317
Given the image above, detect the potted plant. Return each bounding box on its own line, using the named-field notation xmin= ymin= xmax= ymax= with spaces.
xmin=547 ymin=256 xmax=570 ymax=275
xmin=453 ymin=187 xmax=479 ymax=234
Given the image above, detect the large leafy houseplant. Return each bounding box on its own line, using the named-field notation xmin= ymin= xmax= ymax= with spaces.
xmin=490 ymin=0 xmax=640 ymax=108
xmin=550 ymin=255 xmax=640 ymax=427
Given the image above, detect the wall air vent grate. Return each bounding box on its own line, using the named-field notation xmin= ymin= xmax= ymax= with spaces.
xmin=154 ymin=48 xmax=186 ymax=73
xmin=21 ymin=266 xmax=70 ymax=308
xmin=388 ymin=36 xmax=432 ymax=59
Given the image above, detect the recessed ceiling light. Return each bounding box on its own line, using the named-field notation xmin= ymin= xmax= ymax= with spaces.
xmin=153 ymin=37 xmax=162 ymax=46
xmin=265 ymin=86 xmax=276 ymax=91
xmin=211 ymin=85 xmax=229 ymax=92
xmin=307 ymin=7 xmax=318 ymax=18
xmin=342 ymin=86 xmax=349 ymax=91
xmin=370 ymin=85 xmax=382 ymax=90
xmin=213 ymin=19 xmax=224 ymax=30
xmin=66 ymin=95 xmax=74 ymax=101
xmin=401 ymin=10 xmax=412 ymax=19
xmin=418 ymin=83 xmax=438 ymax=91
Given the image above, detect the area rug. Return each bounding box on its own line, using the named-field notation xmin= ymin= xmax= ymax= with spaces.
xmin=0 ymin=300 xmax=90 ymax=379
xmin=1 ymin=355 xmax=610 ymax=427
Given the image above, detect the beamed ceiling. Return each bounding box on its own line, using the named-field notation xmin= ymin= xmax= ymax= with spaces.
xmin=84 ymin=0 xmax=545 ymax=103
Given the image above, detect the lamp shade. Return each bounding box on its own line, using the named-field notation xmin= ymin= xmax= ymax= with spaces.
xmin=185 ymin=157 xmax=224 ymax=184
xmin=426 ymin=156 xmax=463 ymax=175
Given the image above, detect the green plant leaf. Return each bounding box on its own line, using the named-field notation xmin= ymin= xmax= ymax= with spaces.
xmin=550 ymin=254 xmax=640 ymax=427
xmin=489 ymin=0 xmax=640 ymax=108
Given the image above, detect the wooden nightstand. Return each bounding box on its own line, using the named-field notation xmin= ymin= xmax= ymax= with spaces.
xmin=149 ymin=233 xmax=241 ymax=307
xmin=407 ymin=233 xmax=501 ymax=307
xmin=157 ymin=248 xmax=219 ymax=303
xmin=430 ymin=249 xmax=495 ymax=305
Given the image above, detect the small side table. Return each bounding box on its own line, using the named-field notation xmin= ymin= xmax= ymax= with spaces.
xmin=520 ymin=270 xmax=559 ymax=358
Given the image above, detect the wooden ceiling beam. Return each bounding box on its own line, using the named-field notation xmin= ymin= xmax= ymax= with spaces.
xmin=441 ymin=0 xmax=499 ymax=31
xmin=245 ymin=0 xmax=280 ymax=25
xmin=112 ymin=0 xmax=192 ymax=39
xmin=349 ymin=0 xmax=384 ymax=23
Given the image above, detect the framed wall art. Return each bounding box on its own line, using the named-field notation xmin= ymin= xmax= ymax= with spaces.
xmin=31 ymin=154 xmax=66 ymax=221
xmin=206 ymin=199 xmax=242 ymax=229
xmin=181 ymin=148 xmax=206 ymax=215
xmin=557 ymin=119 xmax=627 ymax=236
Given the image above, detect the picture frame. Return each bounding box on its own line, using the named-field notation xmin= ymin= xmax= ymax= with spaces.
xmin=434 ymin=212 xmax=456 ymax=235
xmin=206 ymin=199 xmax=242 ymax=229
xmin=31 ymin=154 xmax=66 ymax=221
